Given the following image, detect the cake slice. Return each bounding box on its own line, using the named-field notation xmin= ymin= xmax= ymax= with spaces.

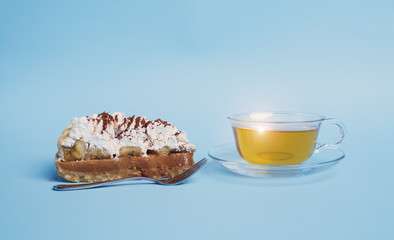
xmin=55 ymin=112 xmax=196 ymax=182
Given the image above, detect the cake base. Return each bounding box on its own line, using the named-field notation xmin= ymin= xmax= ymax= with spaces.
xmin=56 ymin=152 xmax=194 ymax=182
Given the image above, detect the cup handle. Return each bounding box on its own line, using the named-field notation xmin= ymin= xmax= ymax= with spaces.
xmin=316 ymin=118 xmax=346 ymax=150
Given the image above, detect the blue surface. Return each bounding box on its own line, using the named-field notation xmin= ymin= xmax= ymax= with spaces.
xmin=1 ymin=0 xmax=393 ymax=239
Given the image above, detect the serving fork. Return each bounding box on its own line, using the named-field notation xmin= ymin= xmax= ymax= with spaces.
xmin=53 ymin=158 xmax=207 ymax=191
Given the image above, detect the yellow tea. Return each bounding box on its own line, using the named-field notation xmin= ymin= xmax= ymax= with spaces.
xmin=233 ymin=127 xmax=319 ymax=165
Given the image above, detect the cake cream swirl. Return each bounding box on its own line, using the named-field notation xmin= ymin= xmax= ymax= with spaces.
xmin=61 ymin=112 xmax=196 ymax=158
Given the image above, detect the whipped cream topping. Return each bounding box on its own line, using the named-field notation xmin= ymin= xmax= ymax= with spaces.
xmin=62 ymin=112 xmax=196 ymax=157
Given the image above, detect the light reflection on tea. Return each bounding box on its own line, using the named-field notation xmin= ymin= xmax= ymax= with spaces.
xmin=233 ymin=127 xmax=319 ymax=165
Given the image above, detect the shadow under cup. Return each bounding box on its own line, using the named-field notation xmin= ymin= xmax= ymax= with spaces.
xmin=228 ymin=112 xmax=345 ymax=165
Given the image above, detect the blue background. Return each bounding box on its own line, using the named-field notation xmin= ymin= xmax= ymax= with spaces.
xmin=1 ymin=0 xmax=393 ymax=239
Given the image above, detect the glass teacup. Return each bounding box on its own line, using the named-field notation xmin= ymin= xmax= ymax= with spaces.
xmin=228 ymin=112 xmax=345 ymax=165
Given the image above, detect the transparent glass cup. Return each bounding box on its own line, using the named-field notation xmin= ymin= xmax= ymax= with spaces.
xmin=228 ymin=112 xmax=346 ymax=165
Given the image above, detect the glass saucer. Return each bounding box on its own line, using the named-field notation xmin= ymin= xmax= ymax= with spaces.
xmin=208 ymin=143 xmax=345 ymax=178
